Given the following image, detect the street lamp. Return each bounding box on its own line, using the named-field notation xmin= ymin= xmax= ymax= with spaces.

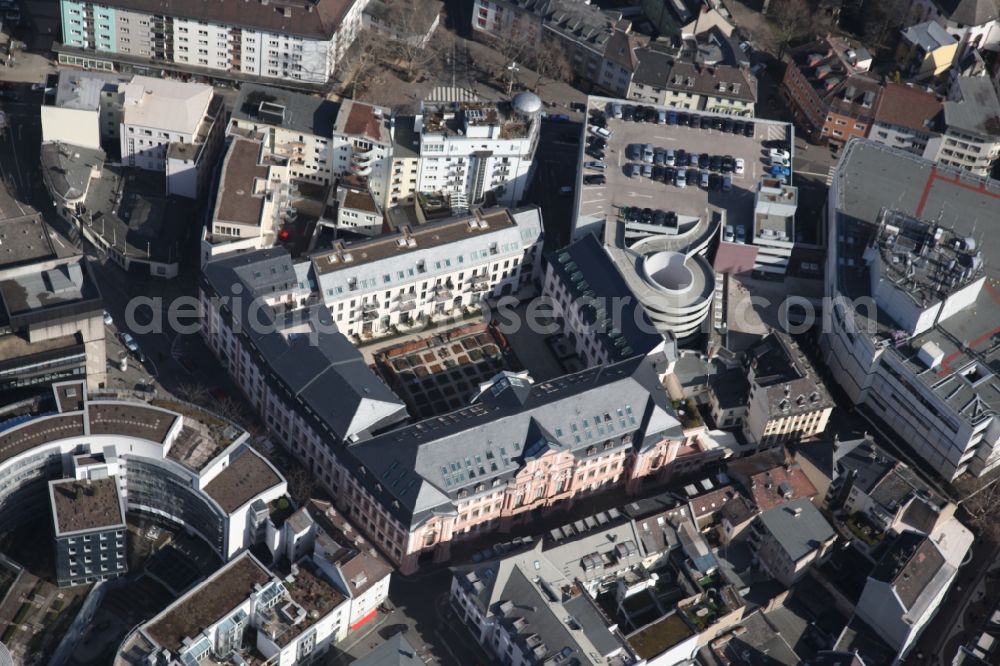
xmin=506 ymin=61 xmax=519 ymax=95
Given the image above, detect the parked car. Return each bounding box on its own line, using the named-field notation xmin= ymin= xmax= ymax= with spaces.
xmin=721 ymin=118 xmax=734 ymax=133
xmin=678 ymin=112 xmax=689 ymax=125
xmin=585 ymin=160 xmax=607 ymax=170
xmin=583 ymin=174 xmax=606 ymax=185
xmin=120 ymin=332 xmax=139 ymax=353
xmin=103 ymin=311 xmax=113 ymax=326
xmin=700 ymin=171 xmax=710 ymax=188
xmin=770 ymin=164 xmax=791 ymax=177
xmin=688 ymin=114 xmax=700 ymax=128
xmin=665 ymin=148 xmax=675 ymax=166
xmin=723 ymin=175 xmax=733 ymax=192
xmin=664 ymin=166 xmax=676 ymax=182
xmin=709 ymin=155 xmax=722 ymax=172
xmin=724 ymin=225 xmax=735 ymax=242
xmin=610 ymin=102 xmax=623 ymax=119
xmin=700 ymin=116 xmax=712 ymax=129
xmin=675 ymin=171 xmax=687 ymax=188
xmin=590 ymin=126 xmax=611 ymax=139
xmin=643 ymin=106 xmax=658 ymax=122
xmin=709 ymin=173 xmax=722 ymax=190
xmin=652 ymin=165 xmax=665 ymax=181
xmin=769 ymin=148 xmax=791 ymax=162
xmin=666 ymin=110 xmax=677 ymax=125
xmin=721 ymin=155 xmax=735 ymax=173
xmin=642 ymin=163 xmax=653 ymax=178
xmin=642 ymin=144 xmax=655 ymax=163
xmin=736 ymin=225 xmax=746 ymax=242
xmin=626 ymin=163 xmax=640 ymax=178
xmin=735 ymin=158 xmax=745 ymax=175
xmin=698 ymin=153 xmax=710 ymax=169
xmin=623 ymin=105 xmax=635 ymax=121
xmin=742 ymin=121 xmax=754 ymax=137
xmin=654 ymin=148 xmax=666 ymax=166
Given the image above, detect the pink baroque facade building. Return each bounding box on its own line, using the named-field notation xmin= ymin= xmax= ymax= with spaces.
xmin=201 ymin=248 xmax=732 ymax=576
xmin=341 ymin=362 xmax=731 ymax=574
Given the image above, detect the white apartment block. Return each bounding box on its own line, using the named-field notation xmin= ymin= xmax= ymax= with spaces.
xmin=201 ymin=137 xmax=292 ymax=267
xmin=311 ymin=206 xmax=543 ymax=339
xmin=59 ymin=0 xmax=367 ymax=84
xmin=117 ymin=76 xmax=224 ymax=198
xmin=415 ymin=98 xmax=540 ymax=209
xmin=230 ymin=85 xmax=393 ymax=205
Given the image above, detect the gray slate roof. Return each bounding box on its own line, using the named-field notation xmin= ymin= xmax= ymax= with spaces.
xmin=344 ymin=357 xmax=681 ymax=526
xmin=202 ymin=248 xmax=407 ymax=442
xmin=938 ymin=0 xmax=999 ymax=25
xmin=944 ymin=76 xmax=1000 ymax=138
xmin=755 ymin=498 xmax=834 ymax=562
xmin=548 ymin=233 xmax=666 ymax=362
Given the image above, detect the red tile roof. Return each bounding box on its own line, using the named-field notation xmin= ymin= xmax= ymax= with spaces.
xmin=747 ymin=465 xmax=817 ymax=511
xmin=874 ymin=83 xmax=943 ymax=133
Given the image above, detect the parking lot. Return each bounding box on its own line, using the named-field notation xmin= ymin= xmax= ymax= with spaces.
xmin=577 ymin=97 xmax=793 ymax=238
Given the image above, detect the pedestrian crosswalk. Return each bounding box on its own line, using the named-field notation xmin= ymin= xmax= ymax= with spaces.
xmin=766 ymin=123 xmax=787 ymax=143
xmin=825 ymin=165 xmax=837 ymax=186
xmin=425 ymin=86 xmax=480 ymax=103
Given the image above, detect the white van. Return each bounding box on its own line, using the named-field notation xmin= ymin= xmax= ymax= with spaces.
xmin=590 ymin=126 xmax=612 ymax=139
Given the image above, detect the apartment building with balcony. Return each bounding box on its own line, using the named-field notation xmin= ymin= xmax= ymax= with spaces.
xmin=201 ymin=136 xmax=292 ymax=267
xmin=310 ymin=206 xmax=543 ymax=339
xmin=58 ymin=0 xmax=367 ymax=85
xmin=230 ymin=84 xmax=393 ymax=206
xmin=114 ymin=552 xmax=351 ymax=665
xmin=415 ymin=98 xmax=540 ymax=209
xmin=928 ymin=75 xmax=1000 ymax=176
xmin=50 ymin=473 xmax=127 ymax=587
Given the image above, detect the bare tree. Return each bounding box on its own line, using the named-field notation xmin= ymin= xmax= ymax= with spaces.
xmin=340 ymin=31 xmax=386 ymax=99
xmin=528 ymin=38 xmax=573 ymax=91
xmin=376 ymin=0 xmax=448 ymax=82
xmin=482 ymin=24 xmax=541 ymax=93
xmin=767 ymin=0 xmax=826 ymax=58
xmin=861 ymin=0 xmax=910 ymax=53
xmin=961 ymin=478 xmax=1000 ymax=543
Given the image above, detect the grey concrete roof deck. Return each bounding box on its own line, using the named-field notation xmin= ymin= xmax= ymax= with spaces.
xmin=872 ymin=531 xmax=945 ymax=609
xmin=232 ymin=83 xmax=340 ymax=137
xmin=901 ymin=21 xmax=954 ymax=51
xmin=40 ymin=142 xmax=106 ymax=202
xmin=391 ymin=115 xmax=420 ymax=159
xmin=0 ymin=214 xmax=56 ymax=268
xmin=203 ymin=446 xmax=283 ymax=513
xmin=52 ymin=70 xmax=129 ymax=111
xmin=944 ymin=76 xmax=1000 ymax=138
xmin=754 ymin=497 xmax=834 ymax=562
xmin=50 ymin=476 xmax=125 ymax=534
